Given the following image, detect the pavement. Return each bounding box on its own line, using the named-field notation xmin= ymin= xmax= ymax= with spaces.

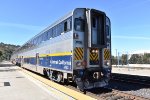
xmin=0 ymin=61 xmax=74 ymax=100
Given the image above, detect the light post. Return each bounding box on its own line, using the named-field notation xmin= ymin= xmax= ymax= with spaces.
xmin=118 ymin=52 xmax=120 ymax=68
xmin=116 ymin=49 xmax=117 ymax=67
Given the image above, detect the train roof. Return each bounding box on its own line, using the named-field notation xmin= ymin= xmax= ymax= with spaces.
xmin=14 ymin=9 xmax=75 ymax=54
xmin=13 ymin=8 xmax=106 ymax=54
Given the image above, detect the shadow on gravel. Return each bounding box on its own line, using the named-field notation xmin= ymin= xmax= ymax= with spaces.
xmin=87 ymin=87 xmax=113 ymax=94
xmin=107 ymin=80 xmax=150 ymax=92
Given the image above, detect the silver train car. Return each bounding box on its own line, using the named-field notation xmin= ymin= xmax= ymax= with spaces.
xmin=11 ymin=8 xmax=111 ymax=90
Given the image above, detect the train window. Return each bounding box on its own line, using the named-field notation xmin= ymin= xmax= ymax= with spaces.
xmin=36 ymin=37 xmax=39 ymax=44
xmin=35 ymin=38 xmax=38 ymax=45
xmin=64 ymin=21 xmax=67 ymax=32
xmin=47 ymin=29 xmax=50 ymax=39
xmin=106 ymin=17 xmax=110 ymax=36
xmin=64 ymin=17 xmax=72 ymax=32
xmin=74 ymin=18 xmax=85 ymax=32
xmin=55 ymin=25 xmax=60 ymax=36
xmin=67 ymin=19 xmax=71 ymax=31
xmin=52 ymin=27 xmax=57 ymax=37
xmin=43 ymin=32 xmax=48 ymax=41
xmin=55 ymin=26 xmax=57 ymax=37
xmin=92 ymin=17 xmax=96 ymax=28
xmin=32 ymin=40 xmax=35 ymax=46
xmin=39 ymin=35 xmax=43 ymax=44
xmin=57 ymin=23 xmax=63 ymax=36
xmin=48 ymin=29 xmax=53 ymax=39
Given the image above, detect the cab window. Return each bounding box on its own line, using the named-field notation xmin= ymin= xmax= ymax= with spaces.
xmin=74 ymin=18 xmax=85 ymax=31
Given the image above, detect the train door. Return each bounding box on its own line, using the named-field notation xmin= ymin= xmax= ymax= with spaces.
xmin=89 ymin=15 xmax=100 ymax=66
xmin=87 ymin=9 xmax=106 ymax=68
xmin=36 ymin=53 xmax=39 ymax=71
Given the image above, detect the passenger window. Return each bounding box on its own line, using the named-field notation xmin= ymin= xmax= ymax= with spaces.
xmin=67 ymin=19 xmax=71 ymax=31
xmin=48 ymin=29 xmax=53 ymax=39
xmin=52 ymin=27 xmax=57 ymax=37
xmin=57 ymin=23 xmax=63 ymax=35
xmin=92 ymin=17 xmax=96 ymax=28
xmin=64 ymin=21 xmax=67 ymax=32
xmin=74 ymin=18 xmax=85 ymax=31
xmin=64 ymin=17 xmax=72 ymax=32
xmin=43 ymin=32 xmax=48 ymax=41
xmin=39 ymin=35 xmax=43 ymax=43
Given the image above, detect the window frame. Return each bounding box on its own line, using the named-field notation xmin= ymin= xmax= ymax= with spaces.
xmin=74 ymin=18 xmax=85 ymax=32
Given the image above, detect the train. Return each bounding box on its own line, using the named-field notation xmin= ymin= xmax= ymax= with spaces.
xmin=11 ymin=8 xmax=111 ymax=91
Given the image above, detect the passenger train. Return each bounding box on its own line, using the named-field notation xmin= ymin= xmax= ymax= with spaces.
xmin=11 ymin=8 xmax=111 ymax=90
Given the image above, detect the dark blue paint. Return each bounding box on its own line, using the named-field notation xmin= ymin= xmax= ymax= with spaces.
xmin=25 ymin=55 xmax=72 ymax=71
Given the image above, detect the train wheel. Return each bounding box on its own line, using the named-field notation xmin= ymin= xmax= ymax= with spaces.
xmin=43 ymin=68 xmax=48 ymax=77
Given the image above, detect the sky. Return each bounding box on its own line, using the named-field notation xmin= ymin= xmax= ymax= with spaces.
xmin=0 ymin=0 xmax=150 ymax=55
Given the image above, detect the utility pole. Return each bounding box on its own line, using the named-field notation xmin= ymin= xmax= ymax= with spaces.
xmin=116 ymin=49 xmax=117 ymax=67
xmin=127 ymin=52 xmax=128 ymax=65
xmin=118 ymin=52 xmax=120 ymax=68
xmin=127 ymin=52 xmax=130 ymax=71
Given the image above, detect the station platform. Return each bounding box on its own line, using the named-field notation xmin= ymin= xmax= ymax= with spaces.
xmin=0 ymin=61 xmax=74 ymax=100
xmin=112 ymin=67 xmax=150 ymax=77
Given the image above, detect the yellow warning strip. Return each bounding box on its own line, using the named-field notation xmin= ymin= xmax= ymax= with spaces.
xmin=104 ymin=49 xmax=110 ymax=60
xmin=20 ymin=68 xmax=96 ymax=100
xmin=90 ymin=53 xmax=98 ymax=61
xmin=74 ymin=47 xmax=83 ymax=60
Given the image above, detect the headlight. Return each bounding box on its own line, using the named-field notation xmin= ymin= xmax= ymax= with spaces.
xmin=76 ymin=62 xmax=81 ymax=67
xmin=107 ymin=62 xmax=110 ymax=66
xmin=104 ymin=61 xmax=111 ymax=67
xmin=95 ymin=49 xmax=98 ymax=53
xmin=92 ymin=49 xmax=95 ymax=53
xmin=76 ymin=61 xmax=87 ymax=68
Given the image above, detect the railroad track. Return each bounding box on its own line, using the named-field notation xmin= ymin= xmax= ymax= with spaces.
xmin=66 ymin=84 xmax=149 ymax=100
xmin=21 ymin=67 xmax=149 ymax=100
xmin=111 ymin=73 xmax=150 ymax=86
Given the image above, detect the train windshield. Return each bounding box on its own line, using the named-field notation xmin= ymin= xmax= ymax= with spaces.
xmin=74 ymin=18 xmax=85 ymax=32
xmin=106 ymin=17 xmax=110 ymax=36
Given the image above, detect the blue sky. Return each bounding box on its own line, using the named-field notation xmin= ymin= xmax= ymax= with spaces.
xmin=0 ymin=0 xmax=150 ymax=55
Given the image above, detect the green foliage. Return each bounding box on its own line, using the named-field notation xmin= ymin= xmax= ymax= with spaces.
xmin=129 ymin=53 xmax=150 ymax=64
xmin=0 ymin=42 xmax=20 ymax=61
xmin=121 ymin=54 xmax=127 ymax=65
xmin=129 ymin=54 xmax=142 ymax=64
xmin=111 ymin=55 xmax=117 ymax=65
xmin=143 ymin=53 xmax=150 ymax=64
xmin=0 ymin=51 xmax=2 ymax=57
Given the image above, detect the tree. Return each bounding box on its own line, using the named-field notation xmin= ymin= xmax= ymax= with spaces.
xmin=129 ymin=54 xmax=143 ymax=64
xmin=0 ymin=51 xmax=2 ymax=57
xmin=143 ymin=53 xmax=150 ymax=64
xmin=111 ymin=55 xmax=117 ymax=65
xmin=121 ymin=54 xmax=128 ymax=65
xmin=0 ymin=51 xmax=2 ymax=61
